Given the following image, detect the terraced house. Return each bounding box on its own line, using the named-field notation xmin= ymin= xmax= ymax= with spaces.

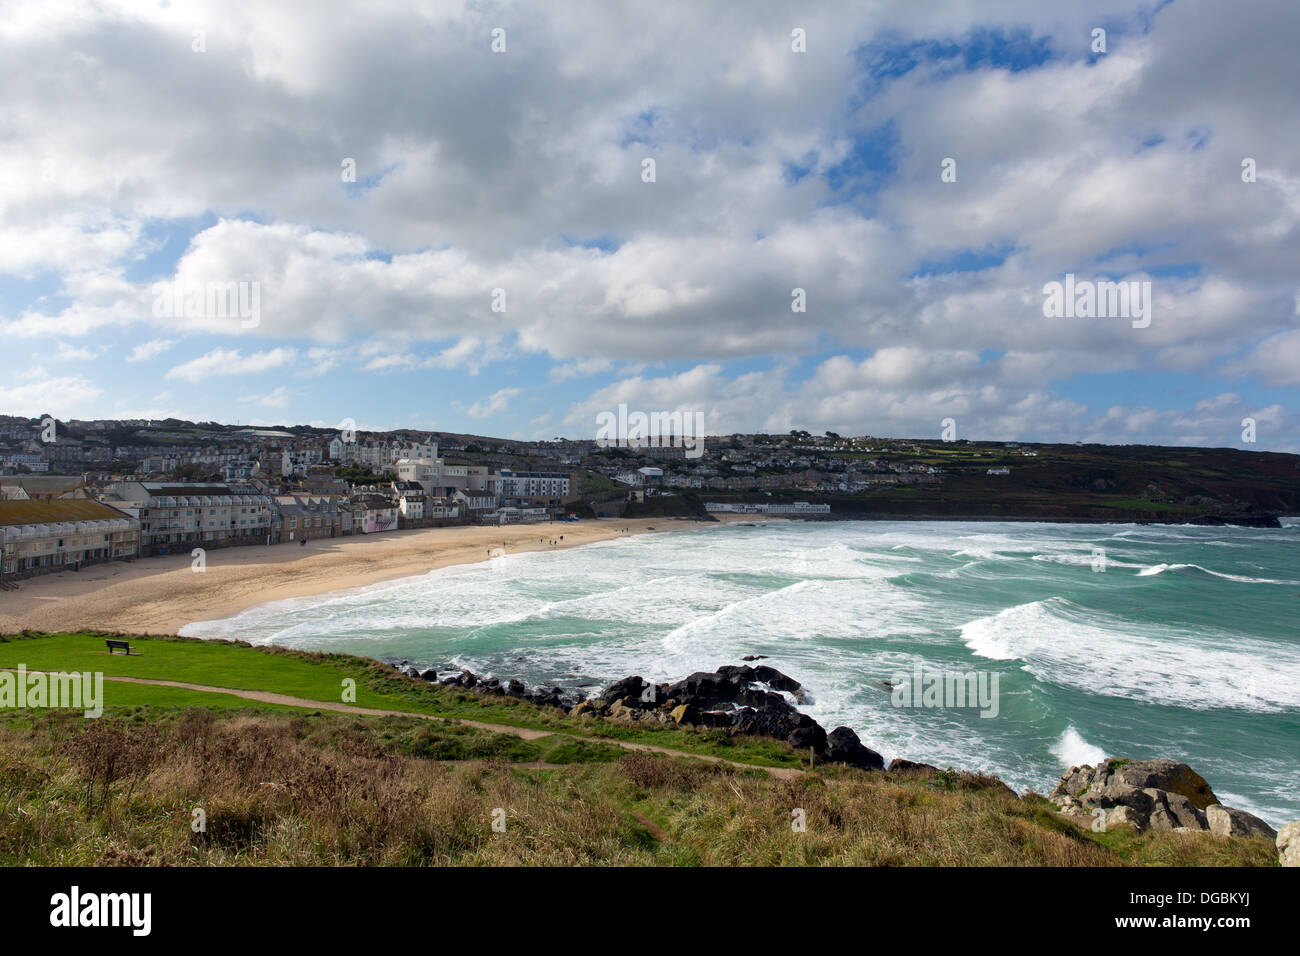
xmin=102 ymin=481 xmax=273 ymax=554
xmin=271 ymin=495 xmax=346 ymax=542
xmin=0 ymin=498 xmax=140 ymax=580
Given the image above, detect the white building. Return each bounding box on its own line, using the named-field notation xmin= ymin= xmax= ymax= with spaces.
xmin=0 ymin=499 xmax=140 ymax=578
xmin=498 ymin=470 xmax=570 ymax=499
xmin=103 ymin=481 xmax=273 ymax=551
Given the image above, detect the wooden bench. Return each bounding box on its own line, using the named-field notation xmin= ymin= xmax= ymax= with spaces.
xmin=105 ymin=639 xmax=135 ymax=656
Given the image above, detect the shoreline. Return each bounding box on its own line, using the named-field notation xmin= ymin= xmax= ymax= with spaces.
xmin=0 ymin=518 xmax=724 ymax=637
xmin=3 ymin=511 xmax=1279 ymax=638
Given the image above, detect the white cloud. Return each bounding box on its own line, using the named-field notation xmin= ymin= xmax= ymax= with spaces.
xmin=164 ymin=347 xmax=296 ymax=383
xmin=127 ymin=339 xmax=177 ymax=362
xmin=466 ymin=387 xmax=522 ymax=419
xmin=238 ymin=386 xmax=292 ymax=408
xmin=0 ymin=374 xmax=102 ymax=417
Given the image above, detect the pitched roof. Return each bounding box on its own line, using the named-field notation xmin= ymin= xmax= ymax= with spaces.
xmin=0 ymin=475 xmax=84 ymax=492
xmin=0 ymin=499 xmax=132 ymax=527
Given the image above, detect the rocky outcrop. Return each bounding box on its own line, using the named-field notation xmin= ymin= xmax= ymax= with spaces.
xmin=1206 ymin=804 xmax=1276 ymax=840
xmin=1050 ymin=758 xmax=1275 ymax=839
xmin=1278 ymin=821 xmax=1300 ymax=866
xmin=385 ymin=659 xmax=581 ymax=711
xmin=1052 ymin=757 xmax=1219 ymax=811
xmin=573 ymin=664 xmax=884 ymax=771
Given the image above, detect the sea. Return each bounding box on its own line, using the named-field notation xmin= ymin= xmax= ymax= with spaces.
xmin=180 ymin=519 xmax=1300 ymax=826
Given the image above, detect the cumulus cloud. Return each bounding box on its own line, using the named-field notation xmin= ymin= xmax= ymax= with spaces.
xmin=466 ymin=387 xmax=522 ymax=419
xmin=0 ymin=0 xmax=1296 ymax=446
xmin=164 ymin=347 xmax=297 ymax=383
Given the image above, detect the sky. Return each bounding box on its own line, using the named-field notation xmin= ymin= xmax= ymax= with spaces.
xmin=1 ymin=0 xmax=1297 ymax=450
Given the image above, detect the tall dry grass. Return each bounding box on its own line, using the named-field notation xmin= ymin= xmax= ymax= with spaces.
xmin=0 ymin=711 xmax=1278 ymax=867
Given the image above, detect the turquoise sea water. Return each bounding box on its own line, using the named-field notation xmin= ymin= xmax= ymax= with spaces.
xmin=181 ymin=520 xmax=1300 ymax=826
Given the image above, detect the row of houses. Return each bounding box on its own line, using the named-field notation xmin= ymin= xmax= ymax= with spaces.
xmin=0 ymin=464 xmax=577 ymax=578
xmin=0 ymin=499 xmax=142 ymax=578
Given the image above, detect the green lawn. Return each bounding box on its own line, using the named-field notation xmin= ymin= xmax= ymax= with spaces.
xmin=0 ymin=632 xmax=807 ymax=769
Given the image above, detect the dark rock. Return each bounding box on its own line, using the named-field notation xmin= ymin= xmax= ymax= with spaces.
xmin=669 ymin=703 xmax=700 ymax=725
xmin=753 ymin=665 xmax=801 ymax=693
xmin=740 ymin=655 xmax=768 ymax=662
xmin=599 ymin=675 xmax=648 ymax=704
xmin=787 ymin=722 xmax=827 ymax=753
xmin=825 ymin=726 xmax=885 ymax=770
xmin=735 ymin=687 xmax=792 ymax=711
xmin=419 ymin=669 xmax=438 ymax=682
xmin=637 ymin=683 xmax=668 ymax=708
xmin=698 ymin=710 xmax=735 ymax=729
xmin=731 ymin=707 xmax=817 ymax=745
xmin=664 ymin=671 xmax=738 ymax=706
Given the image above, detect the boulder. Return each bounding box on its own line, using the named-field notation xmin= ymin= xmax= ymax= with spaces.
xmin=730 ymin=706 xmax=803 ymax=740
xmin=1206 ymin=805 xmax=1277 ymax=840
xmin=607 ymin=699 xmax=643 ymax=722
xmin=698 ymin=710 xmax=734 ymax=729
xmin=1103 ymin=805 xmax=1143 ymax=832
xmin=1277 ymin=821 xmax=1300 ymax=867
xmin=1050 ymin=764 xmax=1099 ymax=801
xmin=735 ymin=687 xmax=792 ymax=711
xmin=419 ymin=669 xmax=438 ymax=682
xmin=1144 ymin=789 xmax=1208 ymax=832
xmin=637 ymin=683 xmax=668 ymax=708
xmin=599 ymin=675 xmax=648 ymax=704
xmin=824 ymin=726 xmax=884 ymax=771
xmin=1111 ymin=759 xmax=1219 ymax=810
xmin=669 ymin=703 xmax=699 ymax=725
xmin=753 ymin=665 xmax=801 ymax=693
xmin=787 ymin=722 xmax=828 ymax=754
xmin=714 ymin=665 xmax=756 ymax=683
xmin=663 ymin=672 xmax=735 ymax=706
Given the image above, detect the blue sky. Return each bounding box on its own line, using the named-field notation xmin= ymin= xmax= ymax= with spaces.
xmin=1 ymin=0 xmax=1297 ymax=450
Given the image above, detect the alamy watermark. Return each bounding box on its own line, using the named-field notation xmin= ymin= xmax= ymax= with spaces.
xmin=595 ymin=403 xmax=706 ymax=459
xmin=1 ymin=665 xmax=104 ymax=718
xmin=151 ymin=279 xmax=261 ymax=328
xmin=50 ymin=886 xmax=150 ymax=936
xmin=1042 ymin=273 xmax=1151 ymax=329
xmin=889 ymin=664 xmax=999 ymax=719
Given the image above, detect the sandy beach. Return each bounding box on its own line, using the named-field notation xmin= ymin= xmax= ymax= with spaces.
xmin=0 ymin=518 xmax=711 ymax=636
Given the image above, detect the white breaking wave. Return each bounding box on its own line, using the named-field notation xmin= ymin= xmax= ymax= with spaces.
xmin=959 ymin=598 xmax=1300 ymax=711
xmin=1136 ymin=563 xmax=1300 ymax=584
xmin=1050 ymin=726 xmax=1108 ymax=768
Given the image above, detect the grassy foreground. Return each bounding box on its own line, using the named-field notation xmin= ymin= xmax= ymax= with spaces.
xmin=0 ymin=631 xmax=1278 ymax=866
